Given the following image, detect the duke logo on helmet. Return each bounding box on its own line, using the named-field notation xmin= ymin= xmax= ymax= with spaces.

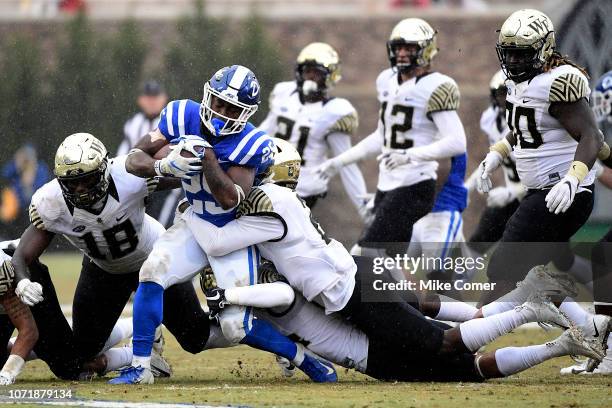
xmin=592 ymin=70 xmax=612 ymax=123
xmin=199 ymin=65 xmax=261 ymax=136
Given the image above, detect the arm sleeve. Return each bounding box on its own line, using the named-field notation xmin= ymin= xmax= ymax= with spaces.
xmin=258 ymin=111 xmax=277 ymax=135
xmin=464 ymin=168 xmax=479 ymax=193
xmin=406 ymin=110 xmax=467 ymax=161
xmin=334 ymin=130 xmax=383 ymax=166
xmin=198 ymin=215 xmax=285 ymax=257
xmin=327 ymin=132 xmax=367 ymax=209
xmin=225 ymin=281 xmax=295 ymax=309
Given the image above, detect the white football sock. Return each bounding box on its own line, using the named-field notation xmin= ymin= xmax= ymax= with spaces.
xmin=559 ymin=299 xmax=593 ymax=335
xmin=459 ymin=307 xmax=533 ymax=352
xmin=480 ymin=285 xmax=530 ymax=317
xmin=225 ymin=282 xmax=295 ymax=309
xmin=104 ymin=347 xmax=133 ymax=373
xmin=494 ymin=343 xmax=564 ymax=376
xmin=101 ymin=318 xmax=133 ymax=353
xmin=132 ymin=355 xmax=151 ymax=370
xmin=435 ymin=296 xmax=478 ymax=322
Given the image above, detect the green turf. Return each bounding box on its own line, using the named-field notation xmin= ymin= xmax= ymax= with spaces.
xmin=7 ymin=253 xmax=611 ymax=407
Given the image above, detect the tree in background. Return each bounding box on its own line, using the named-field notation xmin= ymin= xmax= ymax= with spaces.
xmin=163 ymin=0 xmax=229 ymax=102
xmin=0 ymin=34 xmax=45 ymax=158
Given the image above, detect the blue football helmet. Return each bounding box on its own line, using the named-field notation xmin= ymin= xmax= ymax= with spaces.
xmin=592 ymin=70 xmax=612 ymax=124
xmin=200 ymin=65 xmax=260 ymax=136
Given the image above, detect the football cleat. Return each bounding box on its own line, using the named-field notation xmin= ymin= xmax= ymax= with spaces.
xmin=585 ymin=314 xmax=611 ymax=372
xmin=518 ymin=294 xmax=572 ymax=329
xmin=519 ymin=265 xmax=578 ymax=299
xmin=560 ymin=359 xmax=588 ymax=375
xmin=550 ymin=327 xmax=606 ymax=362
xmin=150 ymin=351 xmax=172 ymax=378
xmin=108 ymin=366 xmax=154 ymax=385
xmin=276 ymin=355 xmax=296 ymax=378
xmin=298 ymin=354 xmax=337 ymax=383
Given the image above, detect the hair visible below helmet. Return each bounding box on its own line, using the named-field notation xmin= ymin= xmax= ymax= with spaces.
xmin=54 ymin=133 xmax=109 ymax=209
xmin=496 ymin=9 xmax=555 ymax=83
xmin=200 ymin=65 xmax=260 ymax=136
xmin=592 ymin=70 xmax=612 ymax=124
xmin=387 ymin=18 xmax=438 ymax=73
xmin=264 ymin=138 xmax=301 ymax=190
xmin=295 ymin=42 xmax=342 ymax=95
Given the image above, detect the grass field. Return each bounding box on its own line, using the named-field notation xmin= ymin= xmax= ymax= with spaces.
xmin=4 ymin=253 xmax=612 ymax=407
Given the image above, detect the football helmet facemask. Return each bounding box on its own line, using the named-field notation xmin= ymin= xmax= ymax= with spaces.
xmin=54 ymin=133 xmax=110 ymax=209
xmin=592 ymin=70 xmax=612 ymax=124
xmin=387 ymin=18 xmax=438 ymax=73
xmin=295 ymin=42 xmax=342 ymax=100
xmin=496 ymin=9 xmax=555 ymax=83
xmin=200 ymin=65 xmax=260 ymax=136
xmin=264 ymin=138 xmax=301 ymax=190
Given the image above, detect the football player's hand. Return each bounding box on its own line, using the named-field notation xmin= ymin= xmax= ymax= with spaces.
xmin=205 ymin=287 xmax=228 ymax=321
xmin=545 ymin=174 xmax=579 ymax=214
xmin=377 ymin=150 xmax=413 ymax=170
xmin=15 ymin=279 xmax=43 ymax=306
xmin=176 ymin=135 xmax=212 ymax=158
xmin=476 ymin=151 xmax=503 ymax=193
xmin=154 ymin=139 xmax=203 ymax=179
xmin=0 ymin=371 xmax=15 ymax=386
xmin=486 ymin=186 xmax=515 ymax=208
xmin=315 ymin=158 xmax=343 ymax=181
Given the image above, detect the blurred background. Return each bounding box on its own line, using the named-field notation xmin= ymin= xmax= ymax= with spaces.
xmin=0 ymin=0 xmax=610 ymax=248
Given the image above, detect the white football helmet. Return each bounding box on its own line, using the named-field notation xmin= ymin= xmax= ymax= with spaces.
xmin=496 ymin=9 xmax=555 ymax=83
xmin=295 ymin=42 xmax=342 ymax=96
xmin=387 ymin=18 xmax=438 ymax=73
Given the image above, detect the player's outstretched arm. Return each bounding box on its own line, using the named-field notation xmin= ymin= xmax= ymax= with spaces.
xmin=12 ymin=225 xmax=53 ymax=282
xmin=201 ymin=148 xmax=255 ymax=210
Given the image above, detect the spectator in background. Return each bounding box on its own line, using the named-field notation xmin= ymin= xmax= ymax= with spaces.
xmin=0 ymin=144 xmax=51 ymax=239
xmin=118 ymin=80 xmax=181 ymax=228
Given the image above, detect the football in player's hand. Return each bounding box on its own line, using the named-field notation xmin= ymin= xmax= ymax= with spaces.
xmin=153 ymin=144 xmax=205 ymax=160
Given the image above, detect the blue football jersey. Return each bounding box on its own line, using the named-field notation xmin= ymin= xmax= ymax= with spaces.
xmin=158 ymin=99 xmax=275 ymax=226
xmin=432 ymin=153 xmax=468 ymax=213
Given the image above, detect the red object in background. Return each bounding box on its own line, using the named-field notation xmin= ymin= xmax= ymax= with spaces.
xmin=390 ymin=0 xmax=431 ymax=7
xmin=60 ymin=0 xmax=86 ymax=13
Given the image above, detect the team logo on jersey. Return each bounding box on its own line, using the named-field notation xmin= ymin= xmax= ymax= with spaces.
xmin=72 ymin=225 xmax=86 ymax=232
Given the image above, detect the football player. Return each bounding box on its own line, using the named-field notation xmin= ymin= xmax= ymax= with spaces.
xmin=476 ymin=9 xmax=608 ymax=304
xmin=9 ymin=134 xmax=209 ymax=379
xmin=258 ymin=42 xmax=367 ymax=210
xmin=197 ymin=145 xmax=603 ymax=381
xmin=465 ymin=70 xmax=525 ymax=257
xmin=0 ymin=247 xmax=37 ymax=385
xmin=113 ymin=65 xmax=337 ymax=384
xmin=316 ymin=18 xmax=467 ymax=257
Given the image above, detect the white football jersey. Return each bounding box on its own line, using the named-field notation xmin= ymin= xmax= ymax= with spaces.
xmin=375 ymin=69 xmax=461 ymax=191
xmin=260 ymin=292 xmax=369 ymax=373
xmin=0 ymin=249 xmax=12 ymax=312
xmin=259 ymin=81 xmax=359 ymax=197
xmin=29 ymin=156 xmax=165 ymax=274
xmin=480 ymin=105 xmax=521 ymax=188
xmin=238 ymin=183 xmax=357 ymax=313
xmin=506 ymin=65 xmax=595 ymax=189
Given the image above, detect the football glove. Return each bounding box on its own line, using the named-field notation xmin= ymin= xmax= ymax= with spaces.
xmin=476 ymin=151 xmax=504 ymax=193
xmin=15 ymin=279 xmax=43 ymax=306
xmin=545 ymin=174 xmax=579 ymax=214
xmin=315 ymin=157 xmax=343 ymax=181
xmin=205 ymin=287 xmax=228 ymax=321
xmin=154 ymin=139 xmax=203 ymax=179
xmin=377 ymin=150 xmax=413 ymax=170
xmin=486 ymin=186 xmax=514 ymax=208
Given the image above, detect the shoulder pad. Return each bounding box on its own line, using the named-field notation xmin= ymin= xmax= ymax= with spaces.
xmin=29 ymin=203 xmax=46 ymax=230
xmin=237 ymin=187 xmax=274 ymax=217
xmin=376 ymin=68 xmax=395 ymax=92
xmin=328 ymin=111 xmax=359 ymax=135
xmin=549 ymin=71 xmax=589 ymax=103
xmin=0 ymin=258 xmax=15 ymax=297
xmin=427 ymin=81 xmax=460 ymax=113
xmin=29 ymin=181 xmax=64 ymax=229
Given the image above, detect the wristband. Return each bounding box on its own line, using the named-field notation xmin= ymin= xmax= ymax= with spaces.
xmin=567 ymin=160 xmax=589 ymax=183
xmin=489 ymin=138 xmax=512 ymax=159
